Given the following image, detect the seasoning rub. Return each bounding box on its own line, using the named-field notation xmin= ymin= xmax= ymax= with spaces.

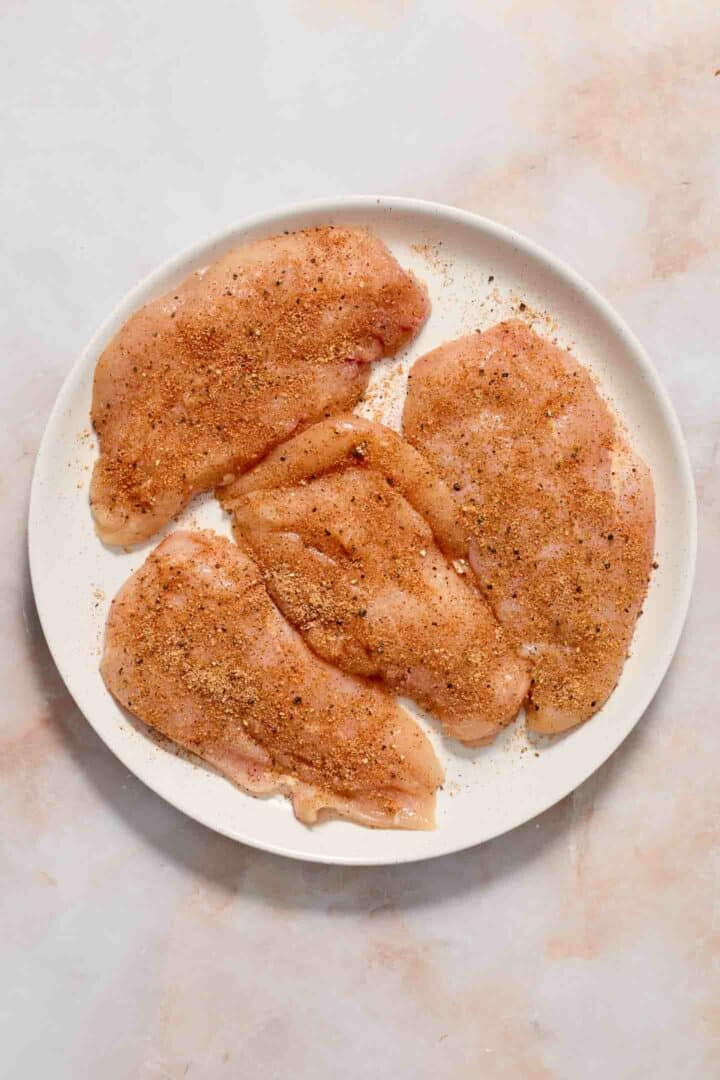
xmin=91 ymin=227 xmax=429 ymax=545
xmin=101 ymin=531 xmax=442 ymax=829
xmin=403 ymin=321 xmax=655 ymax=733
xmin=221 ymin=416 xmax=529 ymax=745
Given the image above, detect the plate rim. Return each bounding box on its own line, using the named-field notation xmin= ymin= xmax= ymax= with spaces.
xmin=28 ymin=194 xmax=698 ymax=865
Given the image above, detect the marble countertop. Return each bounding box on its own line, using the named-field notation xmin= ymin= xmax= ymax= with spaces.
xmin=2 ymin=3 xmax=718 ymax=1077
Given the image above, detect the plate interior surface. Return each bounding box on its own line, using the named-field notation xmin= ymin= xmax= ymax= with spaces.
xmin=29 ymin=197 xmax=696 ymax=864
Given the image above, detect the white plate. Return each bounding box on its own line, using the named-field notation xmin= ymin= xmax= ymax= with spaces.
xmin=28 ymin=196 xmax=697 ymax=865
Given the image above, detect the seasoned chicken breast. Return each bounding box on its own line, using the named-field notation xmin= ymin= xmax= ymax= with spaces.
xmin=91 ymin=227 xmax=429 ymax=545
xmin=403 ymin=321 xmax=656 ymax=733
xmin=221 ymin=417 xmax=529 ymax=745
xmin=101 ymin=531 xmax=442 ymax=829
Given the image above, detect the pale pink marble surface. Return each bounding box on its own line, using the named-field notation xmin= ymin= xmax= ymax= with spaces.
xmin=1 ymin=3 xmax=718 ymax=1077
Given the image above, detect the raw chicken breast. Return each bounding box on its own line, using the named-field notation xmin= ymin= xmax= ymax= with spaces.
xmin=91 ymin=227 xmax=429 ymax=545
xmin=221 ymin=417 xmax=529 ymax=745
xmin=101 ymin=530 xmax=442 ymax=829
xmin=403 ymin=321 xmax=656 ymax=733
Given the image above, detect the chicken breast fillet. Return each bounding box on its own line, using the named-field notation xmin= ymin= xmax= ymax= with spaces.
xmin=101 ymin=531 xmax=442 ymax=829
xmin=90 ymin=227 xmax=429 ymax=545
xmin=403 ymin=321 xmax=656 ymax=733
xmin=220 ymin=417 xmax=529 ymax=745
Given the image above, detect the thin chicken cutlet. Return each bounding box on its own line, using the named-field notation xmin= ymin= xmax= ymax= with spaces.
xmin=403 ymin=321 xmax=656 ymax=733
xmin=101 ymin=531 xmax=443 ymax=829
xmin=220 ymin=417 xmax=529 ymax=745
xmin=91 ymin=227 xmax=429 ymax=545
